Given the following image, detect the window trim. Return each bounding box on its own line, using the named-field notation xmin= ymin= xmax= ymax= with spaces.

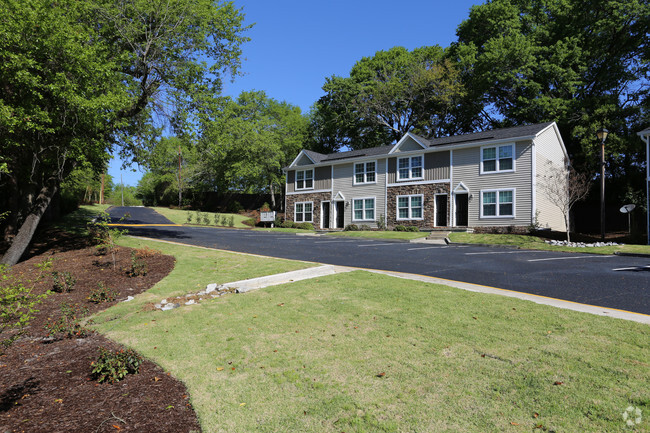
xmin=480 ymin=144 xmax=515 ymax=174
xmin=396 ymin=194 xmax=424 ymax=221
xmin=480 ymin=188 xmax=516 ymax=219
xmin=352 ymin=197 xmax=376 ymax=222
xmin=353 ymin=161 xmax=377 ymax=185
xmin=295 ymin=169 xmax=314 ymax=190
xmin=294 ymin=201 xmax=314 ymax=222
xmin=396 ymin=155 xmax=424 ymax=181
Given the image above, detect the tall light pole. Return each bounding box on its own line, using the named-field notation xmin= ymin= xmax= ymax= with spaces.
xmin=597 ymin=128 xmax=608 ymax=241
xmin=637 ymin=127 xmax=650 ymax=245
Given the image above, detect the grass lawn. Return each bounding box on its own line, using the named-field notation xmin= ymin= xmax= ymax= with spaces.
xmin=325 ymin=230 xmax=428 ymax=240
xmin=151 ymin=206 xmax=252 ymax=229
xmin=253 ymin=227 xmax=316 ymax=233
xmin=53 ymin=203 xmax=111 ymax=235
xmin=449 ymin=232 xmax=650 ymax=255
xmin=90 ymin=239 xmax=649 ymax=433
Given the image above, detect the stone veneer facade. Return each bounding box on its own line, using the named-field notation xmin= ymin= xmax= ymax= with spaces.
xmin=386 ymin=183 xmax=450 ymax=229
xmin=285 ymin=192 xmax=330 ymax=228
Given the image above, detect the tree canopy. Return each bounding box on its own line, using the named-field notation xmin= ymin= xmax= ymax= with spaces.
xmin=0 ymin=0 xmax=250 ymax=265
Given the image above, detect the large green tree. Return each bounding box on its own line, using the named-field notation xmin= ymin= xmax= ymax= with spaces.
xmin=451 ymin=0 xmax=649 ymax=173
xmin=308 ymin=46 xmax=466 ymax=152
xmin=0 ymin=0 xmax=249 ymax=265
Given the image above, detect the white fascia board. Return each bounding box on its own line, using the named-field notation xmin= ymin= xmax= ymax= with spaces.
xmin=288 ymin=150 xmax=316 ymax=168
xmin=389 ymin=132 xmax=428 ymax=154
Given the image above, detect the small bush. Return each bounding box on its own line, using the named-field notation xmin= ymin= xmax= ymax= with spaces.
xmin=344 ymin=224 xmax=360 ymax=231
xmin=134 ymin=246 xmax=161 ymax=258
xmin=87 ymin=282 xmax=118 ymax=304
xmin=213 ymin=213 xmax=220 ymax=226
xmin=220 ymin=215 xmax=229 ymax=226
xmin=376 ymin=214 xmax=386 ymax=231
xmin=91 ymin=346 xmax=144 ymax=383
xmin=186 ymin=213 xmax=193 ymax=224
xmin=226 ymin=201 xmax=243 ymax=213
xmin=44 ymin=302 xmax=90 ymax=339
xmin=360 ymin=224 xmax=372 ymax=231
xmin=281 ymin=220 xmax=295 ymax=228
xmin=393 ymin=225 xmax=407 ymax=232
xmin=128 ymin=251 xmax=148 ymax=277
xmin=51 ymin=271 xmax=76 ymax=293
xmin=296 ymin=222 xmax=314 ymax=230
xmin=202 ymin=213 xmax=210 ymax=225
xmin=227 ymin=215 xmax=235 ymax=227
xmin=242 ymin=217 xmax=256 ymax=227
xmin=274 ymin=216 xmax=283 ymax=227
xmin=406 ymin=226 xmax=420 ymax=232
xmin=260 ymin=202 xmax=271 ymax=212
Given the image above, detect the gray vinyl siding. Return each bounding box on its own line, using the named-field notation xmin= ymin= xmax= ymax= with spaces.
xmin=387 ymin=151 xmax=450 ymax=183
xmin=286 ymin=166 xmax=331 ymax=194
xmin=393 ymin=136 xmax=424 ymax=152
xmin=535 ymin=127 xmax=568 ymax=230
xmin=452 ymin=141 xmax=533 ymax=227
xmin=333 ymin=159 xmax=387 ymax=228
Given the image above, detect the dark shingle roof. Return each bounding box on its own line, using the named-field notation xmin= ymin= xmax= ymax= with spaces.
xmin=292 ymin=122 xmax=555 ymax=166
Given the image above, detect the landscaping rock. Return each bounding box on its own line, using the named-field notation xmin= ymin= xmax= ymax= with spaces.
xmin=545 ymin=240 xmax=621 ymax=248
xmin=161 ymin=303 xmax=180 ymax=311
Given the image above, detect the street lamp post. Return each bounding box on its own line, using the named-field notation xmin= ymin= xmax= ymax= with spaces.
xmin=597 ymin=129 xmax=608 ymax=241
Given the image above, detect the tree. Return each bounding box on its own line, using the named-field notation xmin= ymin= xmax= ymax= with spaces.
xmin=451 ymin=0 xmax=649 ymax=173
xmin=538 ymin=161 xmax=592 ymax=242
xmin=308 ymin=46 xmax=466 ymax=151
xmin=0 ymin=0 xmax=250 ymax=266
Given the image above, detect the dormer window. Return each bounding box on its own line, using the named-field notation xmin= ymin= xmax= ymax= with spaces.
xmin=296 ymin=169 xmax=313 ymax=190
xmin=481 ymin=144 xmax=514 ymax=173
xmin=397 ymin=156 xmax=423 ymax=180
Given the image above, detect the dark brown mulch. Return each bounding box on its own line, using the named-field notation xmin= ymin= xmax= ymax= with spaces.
xmin=0 ymin=232 xmax=202 ymax=433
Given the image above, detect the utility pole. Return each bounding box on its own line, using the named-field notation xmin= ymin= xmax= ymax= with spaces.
xmin=178 ymin=145 xmax=182 ymax=208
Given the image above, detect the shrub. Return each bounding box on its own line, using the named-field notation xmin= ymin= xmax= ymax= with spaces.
xmin=227 ymin=215 xmax=235 ymax=227
xmin=406 ymin=226 xmax=420 ymax=232
xmin=88 ymin=212 xmax=127 ymax=269
xmin=281 ymin=220 xmax=295 ymax=228
xmin=220 ymin=215 xmax=229 ymax=226
xmin=242 ymin=217 xmax=256 ymax=227
xmin=1 ymin=264 xmax=47 ymax=354
xmin=344 ymin=224 xmax=360 ymax=231
xmin=186 ymin=212 xmax=193 ymax=224
xmin=260 ymin=202 xmax=271 ymax=212
xmin=360 ymin=224 xmax=372 ymax=231
xmin=202 ymin=213 xmax=210 ymax=225
xmin=44 ymin=302 xmax=90 ymax=339
xmin=51 ymin=271 xmax=76 ymax=293
xmin=87 ymin=282 xmax=118 ymax=304
xmin=133 ymin=246 xmax=161 ymax=258
xmin=274 ymin=216 xmax=283 ymax=227
xmin=213 ymin=213 xmax=220 ymax=226
xmin=393 ymin=225 xmax=407 ymax=232
xmin=91 ymin=346 xmax=144 ymax=383
xmin=226 ymin=201 xmax=243 ymax=213
xmin=376 ymin=214 xmax=386 ymax=231
xmin=128 ymin=251 xmax=148 ymax=277
xmin=296 ymin=222 xmax=314 ymax=230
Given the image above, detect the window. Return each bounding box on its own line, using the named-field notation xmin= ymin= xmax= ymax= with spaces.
xmin=353 ymin=198 xmax=375 ymax=221
xmin=295 ymin=201 xmax=313 ymax=222
xmin=354 ymin=162 xmax=376 ymax=184
xmin=397 ymin=156 xmax=423 ymax=180
xmin=481 ymin=144 xmax=514 ymax=173
xmin=481 ymin=189 xmax=514 ymax=218
xmin=397 ymin=195 xmax=423 ymax=220
xmin=295 ymin=169 xmax=313 ymax=190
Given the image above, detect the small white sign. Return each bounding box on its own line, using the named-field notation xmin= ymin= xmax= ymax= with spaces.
xmin=260 ymin=211 xmax=276 ymax=222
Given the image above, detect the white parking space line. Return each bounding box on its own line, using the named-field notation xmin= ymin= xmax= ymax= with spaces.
xmin=613 ymin=265 xmax=650 ymax=271
xmin=358 ymin=243 xmax=399 ymax=247
xmin=407 ymin=246 xmax=449 ymax=251
xmin=314 ymin=240 xmax=356 ymax=244
xmin=465 ymin=250 xmax=540 ymax=255
xmin=528 ymin=255 xmax=614 ymax=262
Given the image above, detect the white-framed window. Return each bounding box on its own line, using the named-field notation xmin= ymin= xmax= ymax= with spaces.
xmin=481 ymin=144 xmax=514 ymax=174
xmin=352 ymin=198 xmax=375 ymax=221
xmin=396 ymin=194 xmax=424 ymax=220
xmin=397 ymin=155 xmax=423 ymax=180
xmin=481 ymin=189 xmax=515 ymax=218
xmin=354 ymin=161 xmax=376 ymax=184
xmin=295 ymin=169 xmax=314 ymax=190
xmin=295 ymin=201 xmax=313 ymax=222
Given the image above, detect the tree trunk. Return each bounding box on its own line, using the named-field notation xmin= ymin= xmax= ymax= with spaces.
xmin=270 ymin=182 xmax=276 ymax=209
xmin=0 ymin=183 xmax=58 ymax=266
xmin=565 ymin=210 xmax=571 ymax=242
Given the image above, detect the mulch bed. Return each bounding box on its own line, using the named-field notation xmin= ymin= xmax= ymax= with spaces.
xmin=0 ymin=230 xmax=202 ymax=432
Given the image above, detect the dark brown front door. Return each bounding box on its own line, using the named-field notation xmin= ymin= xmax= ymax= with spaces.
xmin=322 ymin=202 xmax=330 ymax=229
xmin=435 ymin=195 xmax=448 ymax=227
xmin=336 ymin=202 xmax=345 ymax=228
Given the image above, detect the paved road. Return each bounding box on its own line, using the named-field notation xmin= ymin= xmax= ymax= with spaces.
xmin=108 ymin=207 xmax=650 ymax=315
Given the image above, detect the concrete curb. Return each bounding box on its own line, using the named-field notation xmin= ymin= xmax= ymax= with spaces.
xmin=614 ymin=251 xmax=650 ymax=258
xmin=223 ymin=265 xmax=353 ymax=293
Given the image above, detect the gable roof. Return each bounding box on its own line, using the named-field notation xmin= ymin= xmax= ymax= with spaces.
xmin=286 ymin=122 xmax=557 ymax=168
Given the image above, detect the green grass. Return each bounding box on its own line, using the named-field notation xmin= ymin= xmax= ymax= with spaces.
xmin=90 ymin=239 xmax=649 ymax=432
xmin=326 ymin=230 xmax=427 ymax=240
xmin=53 ymin=203 xmax=111 ymax=235
xmin=449 ymin=232 xmax=650 ymax=255
xmin=253 ymin=227 xmax=316 ymax=233
xmin=151 ymin=206 xmax=252 ymax=228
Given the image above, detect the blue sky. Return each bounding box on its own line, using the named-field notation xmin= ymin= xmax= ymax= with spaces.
xmin=109 ymin=0 xmax=482 ymax=186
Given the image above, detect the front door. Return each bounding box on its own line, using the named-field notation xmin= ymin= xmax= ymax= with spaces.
xmin=435 ymin=195 xmax=448 ymax=227
xmin=455 ymin=194 xmax=468 ymax=226
xmin=336 ymin=201 xmax=345 ymax=228
xmin=322 ymin=202 xmax=330 ymax=229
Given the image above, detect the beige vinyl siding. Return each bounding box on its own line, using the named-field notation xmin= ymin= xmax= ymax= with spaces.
xmin=453 ymin=141 xmax=533 ymax=227
xmin=286 ymin=166 xmax=331 ymax=194
xmin=387 ymin=151 xmax=450 ymax=183
xmin=333 ymin=159 xmax=387 ymax=228
xmin=535 ymin=127 xmax=568 ymax=230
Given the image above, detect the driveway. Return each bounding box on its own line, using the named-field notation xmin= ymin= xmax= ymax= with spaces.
xmin=107 ymin=206 xmax=650 ymax=316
